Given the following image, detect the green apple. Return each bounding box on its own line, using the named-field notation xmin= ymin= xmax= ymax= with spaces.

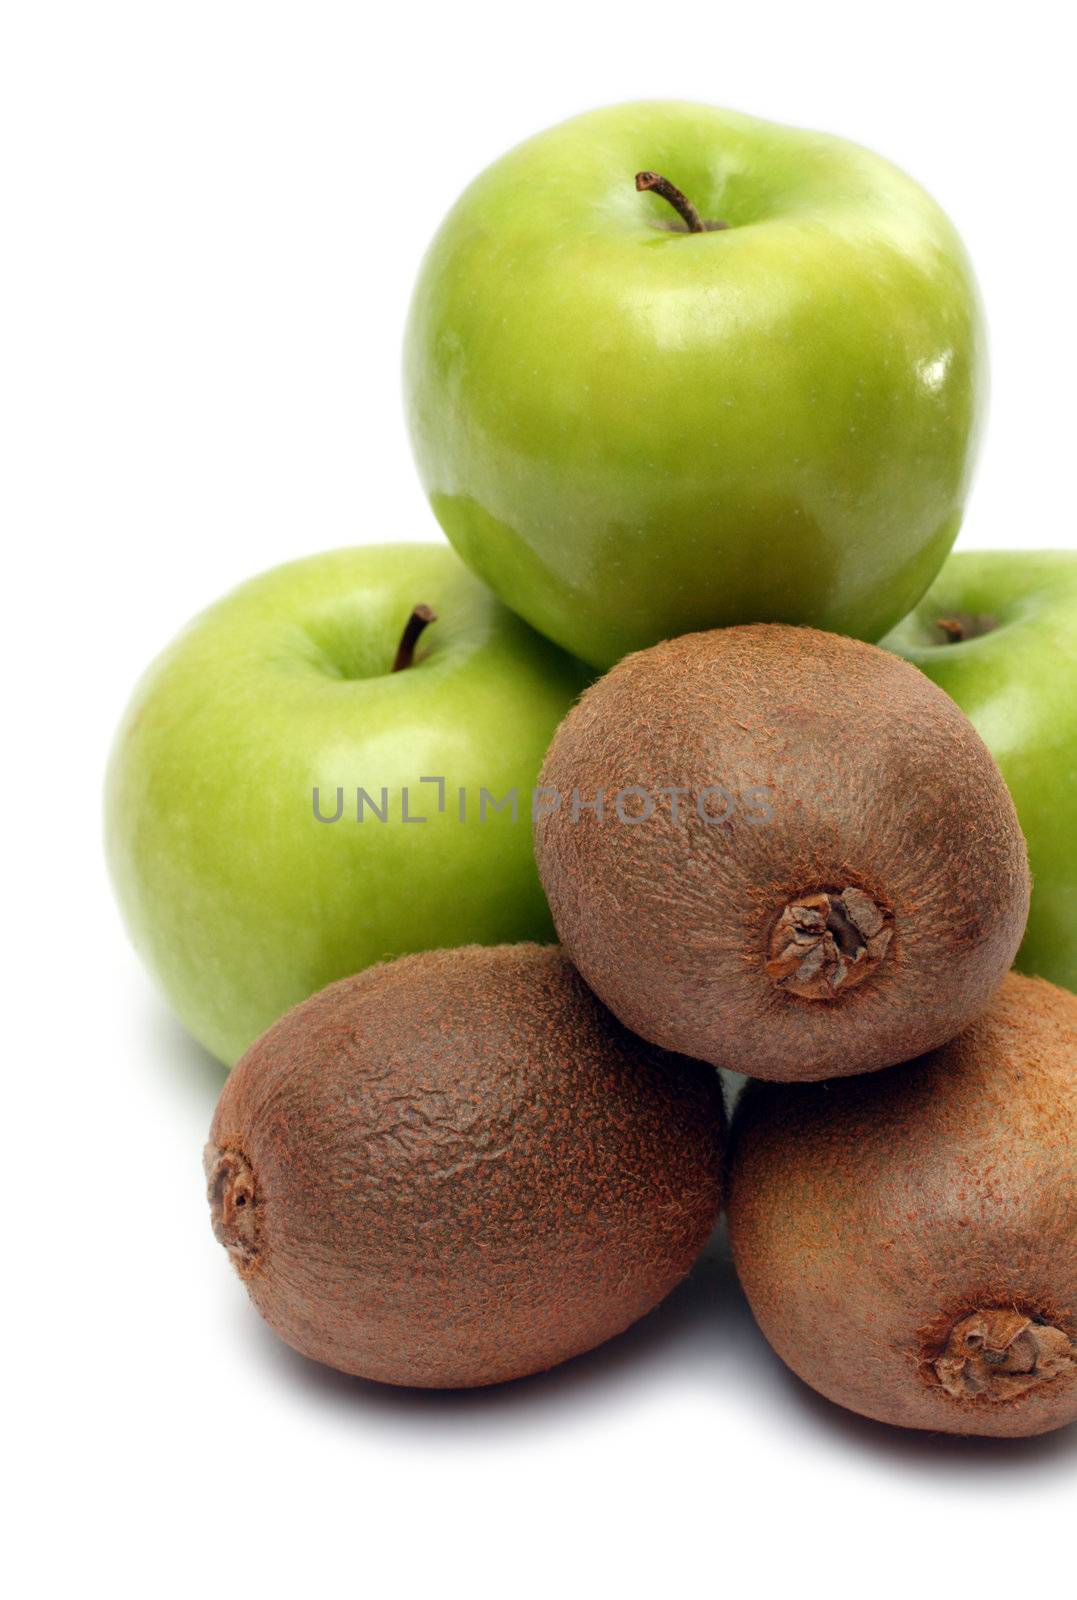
xmin=884 ymin=549 xmax=1077 ymax=992
xmin=106 ymin=544 xmax=588 ymax=1065
xmin=405 ymin=101 xmax=987 ymax=670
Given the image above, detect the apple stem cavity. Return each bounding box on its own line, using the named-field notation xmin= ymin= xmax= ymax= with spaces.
xmin=392 ymin=604 xmax=438 ymax=672
xmin=635 ymin=171 xmax=728 ymax=234
xmin=935 ymin=612 xmax=999 ymax=645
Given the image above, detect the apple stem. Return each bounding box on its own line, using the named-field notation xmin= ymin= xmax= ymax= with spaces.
xmin=392 ymin=604 xmax=438 ymax=672
xmin=635 ymin=171 xmax=728 ymax=233
xmin=934 ymin=612 xmax=999 ymax=645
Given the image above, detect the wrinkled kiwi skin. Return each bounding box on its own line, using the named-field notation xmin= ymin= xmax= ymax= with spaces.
xmin=206 ymin=944 xmax=726 ymax=1388
xmin=727 ymin=972 xmax=1077 ymax=1437
xmin=535 ymin=622 xmax=1031 ymax=1081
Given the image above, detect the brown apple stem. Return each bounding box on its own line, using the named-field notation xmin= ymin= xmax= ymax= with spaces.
xmin=935 ymin=612 xmax=999 ymax=644
xmin=392 ymin=604 xmax=437 ymax=673
xmin=635 ymin=171 xmax=728 ymax=233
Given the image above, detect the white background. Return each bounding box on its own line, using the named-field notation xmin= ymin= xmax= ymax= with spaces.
xmin=4 ymin=3 xmax=1075 ymax=1596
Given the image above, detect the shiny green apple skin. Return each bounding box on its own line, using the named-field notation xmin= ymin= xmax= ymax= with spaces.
xmin=105 ymin=544 xmax=589 ymax=1065
xmin=884 ymin=549 xmax=1077 ymax=993
xmin=405 ymin=101 xmax=987 ymax=670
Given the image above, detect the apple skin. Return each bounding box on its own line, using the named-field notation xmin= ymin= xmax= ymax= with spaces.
xmin=105 ymin=544 xmax=589 ymax=1065
xmin=883 ymin=549 xmax=1077 ymax=993
xmin=404 ymin=101 xmax=987 ymax=670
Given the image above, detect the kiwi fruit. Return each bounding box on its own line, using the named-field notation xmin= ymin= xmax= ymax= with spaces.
xmin=205 ymin=943 xmax=725 ymax=1388
xmin=726 ymin=971 xmax=1077 ymax=1437
xmin=535 ymin=623 xmax=1030 ymax=1081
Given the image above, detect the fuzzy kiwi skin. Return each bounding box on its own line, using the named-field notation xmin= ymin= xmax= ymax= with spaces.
xmin=726 ymin=972 xmax=1077 ymax=1437
xmin=206 ymin=944 xmax=726 ymax=1389
xmin=535 ymin=623 xmax=1030 ymax=1081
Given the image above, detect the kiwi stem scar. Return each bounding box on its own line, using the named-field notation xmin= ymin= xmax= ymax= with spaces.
xmin=635 ymin=171 xmax=728 ymax=233
xmin=931 ymin=1309 xmax=1076 ymax=1402
xmin=766 ymin=887 xmax=894 ymax=1001
xmin=205 ymin=1144 xmax=259 ymax=1271
xmin=392 ymin=604 xmax=438 ymax=673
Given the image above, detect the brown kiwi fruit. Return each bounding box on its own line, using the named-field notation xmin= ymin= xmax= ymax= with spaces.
xmin=726 ymin=971 xmax=1077 ymax=1437
xmin=205 ymin=943 xmax=725 ymax=1388
xmin=535 ymin=623 xmax=1030 ymax=1081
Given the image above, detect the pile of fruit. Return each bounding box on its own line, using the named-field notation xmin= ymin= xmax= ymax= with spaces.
xmin=107 ymin=103 xmax=1076 ymax=1438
